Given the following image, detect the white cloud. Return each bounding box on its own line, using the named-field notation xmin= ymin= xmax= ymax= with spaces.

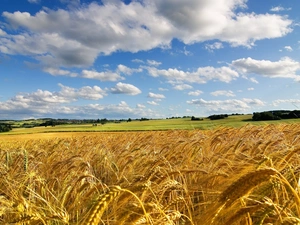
xmin=147 ymin=66 xmax=239 ymax=83
xmin=270 ymin=6 xmax=291 ymax=12
xmin=79 ymin=101 xmax=158 ymax=119
xmin=284 ymin=46 xmax=293 ymax=52
xmin=43 ymin=67 xmax=78 ymax=77
xmin=247 ymin=87 xmax=254 ymax=91
xmin=147 ymin=101 xmax=159 ymax=106
xmin=187 ymin=98 xmax=264 ymax=113
xmin=242 ymin=98 xmax=264 ymax=106
xmin=81 ymin=70 xmax=124 ymax=81
xmin=205 ymin=42 xmax=224 ymax=52
xmin=183 ymin=46 xmax=192 ymax=56
xmin=158 ymin=88 xmax=168 ymax=91
xmin=0 ymin=84 xmax=107 ymax=116
xmin=80 ymin=65 xmax=142 ymax=81
xmin=0 ymin=29 xmax=6 ymax=36
xmin=58 ymin=83 xmax=107 ymax=100
xmin=28 ymin=0 xmax=40 ymax=3
xmin=136 ymin=104 xmax=146 ymax=109
xmin=0 ymin=0 xmax=293 ymax=70
xmin=117 ymin=64 xmax=143 ymax=75
xmin=147 ymin=60 xmax=162 ymax=67
xmin=148 ymin=92 xmax=165 ymax=99
xmin=154 ymin=0 xmax=292 ymax=47
xmin=220 ymin=13 xmax=292 ymax=47
xmin=272 ymin=99 xmax=300 ymax=107
xmin=249 ymin=77 xmax=259 ymax=84
xmin=132 ymin=59 xmax=144 ymax=64
xmin=210 ymin=90 xmax=235 ymax=97
xmin=188 ymin=90 xmax=203 ymax=96
xmin=0 ymin=87 xmax=162 ymax=119
xmin=173 ymin=84 xmax=193 ymax=90
xmin=232 ymin=57 xmax=300 ymax=80
xmin=110 ymin=82 xmax=141 ymax=95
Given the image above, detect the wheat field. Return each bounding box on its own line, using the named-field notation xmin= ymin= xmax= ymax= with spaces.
xmin=0 ymin=124 xmax=300 ymax=224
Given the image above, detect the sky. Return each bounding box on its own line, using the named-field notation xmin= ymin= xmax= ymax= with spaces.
xmin=0 ymin=0 xmax=300 ymax=120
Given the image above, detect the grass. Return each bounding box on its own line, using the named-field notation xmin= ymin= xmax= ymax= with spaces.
xmin=0 ymin=124 xmax=300 ymax=224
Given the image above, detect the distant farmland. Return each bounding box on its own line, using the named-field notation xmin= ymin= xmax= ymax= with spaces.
xmin=1 ymin=114 xmax=300 ymax=135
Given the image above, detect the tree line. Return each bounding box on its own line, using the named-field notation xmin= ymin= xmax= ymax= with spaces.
xmin=252 ymin=110 xmax=300 ymax=121
xmin=0 ymin=124 xmax=12 ymax=132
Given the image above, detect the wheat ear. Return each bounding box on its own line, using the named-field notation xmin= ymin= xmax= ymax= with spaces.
xmin=84 ymin=185 xmax=122 ymax=225
xmin=219 ymin=168 xmax=278 ymax=206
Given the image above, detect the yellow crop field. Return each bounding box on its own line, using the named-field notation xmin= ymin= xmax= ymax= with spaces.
xmin=0 ymin=124 xmax=300 ymax=224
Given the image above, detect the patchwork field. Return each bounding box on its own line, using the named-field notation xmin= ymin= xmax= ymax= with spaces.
xmin=0 ymin=124 xmax=300 ymax=224
xmin=2 ymin=115 xmax=300 ymax=136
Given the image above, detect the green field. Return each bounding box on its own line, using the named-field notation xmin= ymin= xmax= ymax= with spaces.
xmin=2 ymin=114 xmax=300 ymax=135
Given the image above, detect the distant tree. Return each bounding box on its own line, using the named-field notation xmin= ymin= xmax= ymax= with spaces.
xmin=0 ymin=124 xmax=12 ymax=132
xmin=252 ymin=112 xmax=280 ymax=121
xmin=99 ymin=118 xmax=108 ymax=125
xmin=127 ymin=118 xmax=132 ymax=122
xmin=191 ymin=116 xmax=202 ymax=121
xmin=208 ymin=114 xmax=228 ymax=120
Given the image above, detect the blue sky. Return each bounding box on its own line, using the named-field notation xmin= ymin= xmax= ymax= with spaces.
xmin=0 ymin=0 xmax=300 ymax=120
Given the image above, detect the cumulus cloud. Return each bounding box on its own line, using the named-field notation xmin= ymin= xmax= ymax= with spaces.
xmin=148 ymin=92 xmax=165 ymax=99
xmin=42 ymin=63 xmax=142 ymax=80
xmin=220 ymin=13 xmax=292 ymax=47
xmin=147 ymin=60 xmax=162 ymax=67
xmin=81 ymin=65 xmax=142 ymax=81
xmin=173 ymin=84 xmax=193 ymax=90
xmin=205 ymin=42 xmax=224 ymax=52
xmin=110 ymin=82 xmax=142 ymax=95
xmin=82 ymin=70 xmax=124 ymax=81
xmin=154 ymin=0 xmax=292 ymax=47
xmin=243 ymin=98 xmax=264 ymax=106
xmin=0 ymin=84 xmax=107 ymax=117
xmin=210 ymin=90 xmax=235 ymax=97
xmin=187 ymin=98 xmax=264 ymax=113
xmin=249 ymin=77 xmax=259 ymax=84
xmin=147 ymin=66 xmax=239 ymax=83
xmin=270 ymin=6 xmax=291 ymax=12
xmin=0 ymin=0 xmax=293 ymax=69
xmin=28 ymin=0 xmax=40 ymax=4
xmin=132 ymin=59 xmax=144 ymax=64
xmin=284 ymin=46 xmax=293 ymax=52
xmin=188 ymin=90 xmax=203 ymax=96
xmin=43 ymin=67 xmax=78 ymax=77
xmin=136 ymin=104 xmax=146 ymax=109
xmin=0 ymin=92 xmax=159 ymax=119
xmin=147 ymin=101 xmax=159 ymax=106
xmin=272 ymin=99 xmax=300 ymax=107
xmin=0 ymin=29 xmax=7 ymax=36
xmin=117 ymin=64 xmax=143 ymax=75
xmin=85 ymin=101 xmax=160 ymax=119
xmin=58 ymin=83 xmax=107 ymax=100
xmin=158 ymin=88 xmax=168 ymax=91
xmin=231 ymin=57 xmax=300 ymax=80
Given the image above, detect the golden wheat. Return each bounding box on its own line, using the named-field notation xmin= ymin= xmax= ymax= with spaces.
xmin=0 ymin=124 xmax=300 ymax=224
xmin=219 ymin=168 xmax=278 ymax=206
xmin=83 ymin=185 xmax=122 ymax=225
